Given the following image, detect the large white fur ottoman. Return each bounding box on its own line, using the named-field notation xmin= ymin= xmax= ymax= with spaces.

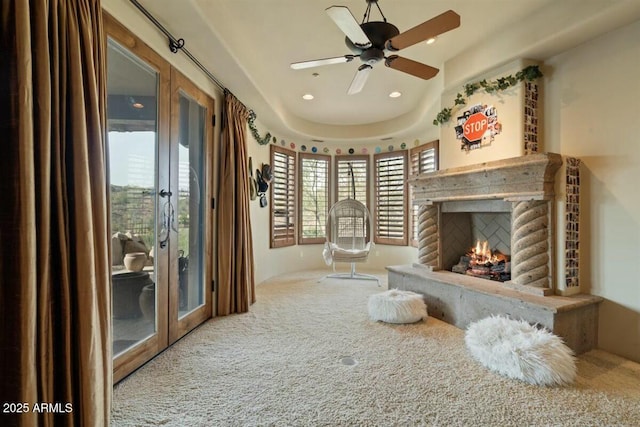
xmin=368 ymin=289 xmax=427 ymax=324
xmin=465 ymin=315 xmax=576 ymax=386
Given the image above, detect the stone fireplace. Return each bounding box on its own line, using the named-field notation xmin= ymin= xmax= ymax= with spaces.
xmin=387 ymin=153 xmax=602 ymax=354
xmin=414 ymin=152 xmax=561 ymax=295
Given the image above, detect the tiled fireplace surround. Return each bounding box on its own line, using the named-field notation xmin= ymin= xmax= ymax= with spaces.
xmin=387 ymin=153 xmax=602 ymax=354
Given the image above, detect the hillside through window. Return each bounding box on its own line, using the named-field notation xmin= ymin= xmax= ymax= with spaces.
xmin=298 ymin=153 xmax=331 ymax=244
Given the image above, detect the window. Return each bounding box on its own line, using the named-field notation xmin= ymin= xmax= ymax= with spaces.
xmin=270 ymin=145 xmax=296 ymax=248
xmin=374 ymin=151 xmax=408 ymax=245
xmin=298 ymin=153 xmax=331 ymax=244
xmin=335 ymin=155 xmax=369 ymax=207
xmin=334 ymin=155 xmax=370 ymax=241
xmin=409 ymin=141 xmax=439 ymax=247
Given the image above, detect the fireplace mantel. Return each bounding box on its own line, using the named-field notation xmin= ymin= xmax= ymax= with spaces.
xmin=409 ymin=153 xmax=563 ymax=204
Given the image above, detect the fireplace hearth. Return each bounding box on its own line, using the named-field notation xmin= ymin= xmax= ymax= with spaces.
xmin=386 ymin=264 xmax=602 ymax=354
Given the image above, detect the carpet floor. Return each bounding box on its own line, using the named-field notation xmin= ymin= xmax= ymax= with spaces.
xmin=112 ymin=269 xmax=640 ymax=426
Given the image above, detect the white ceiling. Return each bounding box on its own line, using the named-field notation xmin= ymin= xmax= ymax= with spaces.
xmin=136 ymin=0 xmax=640 ymax=144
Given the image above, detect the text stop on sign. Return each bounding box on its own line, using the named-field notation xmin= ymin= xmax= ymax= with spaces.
xmin=463 ymin=112 xmax=488 ymax=142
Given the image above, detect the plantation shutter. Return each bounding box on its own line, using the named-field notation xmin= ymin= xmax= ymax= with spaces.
xmin=298 ymin=153 xmax=331 ymax=244
xmin=335 ymin=155 xmax=369 ymax=207
xmin=270 ymin=145 xmax=296 ymax=248
xmin=374 ymin=151 xmax=408 ymax=245
xmin=409 ymin=141 xmax=439 ymax=246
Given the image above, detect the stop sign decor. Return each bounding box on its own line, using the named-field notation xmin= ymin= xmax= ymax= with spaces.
xmin=463 ymin=112 xmax=488 ymax=142
xmin=455 ymin=104 xmax=501 ymax=152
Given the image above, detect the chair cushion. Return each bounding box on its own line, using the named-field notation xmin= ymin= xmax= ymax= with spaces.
xmin=329 ymin=242 xmax=372 ymax=262
xmin=465 ymin=315 xmax=576 ymax=386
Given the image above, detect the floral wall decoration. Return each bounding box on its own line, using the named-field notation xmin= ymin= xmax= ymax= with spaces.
xmin=434 ymin=65 xmax=543 ymax=126
xmin=455 ymin=104 xmax=502 ymax=152
xmin=248 ymin=110 xmax=272 ymax=145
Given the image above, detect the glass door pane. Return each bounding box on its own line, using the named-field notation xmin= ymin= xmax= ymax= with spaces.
xmin=168 ymin=71 xmax=213 ymax=343
xmin=176 ymin=92 xmax=206 ymax=317
xmin=107 ymin=39 xmax=159 ymax=357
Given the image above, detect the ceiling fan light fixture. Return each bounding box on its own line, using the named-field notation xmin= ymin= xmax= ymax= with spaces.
xmin=291 ymin=6 xmax=460 ymax=94
xmin=302 ymin=94 xmax=314 ymax=100
xmin=389 ymin=91 xmax=402 ymax=98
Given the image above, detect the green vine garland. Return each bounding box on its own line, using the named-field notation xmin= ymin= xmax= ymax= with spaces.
xmin=248 ymin=110 xmax=272 ymax=145
xmin=433 ymin=65 xmax=543 ymax=126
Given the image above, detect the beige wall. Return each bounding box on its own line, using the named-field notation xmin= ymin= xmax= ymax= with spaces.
xmin=544 ymin=19 xmax=640 ymax=362
xmin=439 ymin=59 xmax=532 ymax=170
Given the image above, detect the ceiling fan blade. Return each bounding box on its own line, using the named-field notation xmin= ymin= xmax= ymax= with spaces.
xmin=347 ymin=64 xmax=373 ymax=95
xmin=290 ymin=55 xmax=356 ymax=70
xmin=326 ymin=6 xmax=372 ymax=49
xmin=385 ymin=55 xmax=439 ymax=80
xmin=386 ymin=10 xmax=460 ymax=51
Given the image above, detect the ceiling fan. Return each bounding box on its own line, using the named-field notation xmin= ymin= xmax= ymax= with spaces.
xmin=290 ymin=0 xmax=460 ymax=95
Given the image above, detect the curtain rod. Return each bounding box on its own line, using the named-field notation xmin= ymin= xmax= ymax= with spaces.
xmin=128 ymin=0 xmax=249 ymax=111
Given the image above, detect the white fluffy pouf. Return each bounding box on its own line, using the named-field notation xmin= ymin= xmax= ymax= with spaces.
xmin=465 ymin=315 xmax=577 ymax=386
xmin=368 ymin=289 xmax=427 ymax=324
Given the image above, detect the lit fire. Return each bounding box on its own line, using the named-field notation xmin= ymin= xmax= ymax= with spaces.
xmin=452 ymin=240 xmax=510 ymax=281
xmin=469 ymin=240 xmax=499 ymax=265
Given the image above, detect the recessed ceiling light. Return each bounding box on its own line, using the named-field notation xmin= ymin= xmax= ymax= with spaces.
xmin=426 ymin=37 xmax=437 ymax=45
xmin=129 ymin=96 xmax=144 ymax=109
xmin=302 ymin=94 xmax=314 ymax=100
xmin=389 ymin=91 xmax=402 ymax=98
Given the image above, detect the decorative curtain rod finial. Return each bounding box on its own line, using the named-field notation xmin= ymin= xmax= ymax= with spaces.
xmin=169 ymin=38 xmax=185 ymax=54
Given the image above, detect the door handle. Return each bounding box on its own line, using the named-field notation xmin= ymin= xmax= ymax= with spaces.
xmin=159 ymin=200 xmax=174 ymax=249
xmin=158 ymin=189 xmax=175 ymax=248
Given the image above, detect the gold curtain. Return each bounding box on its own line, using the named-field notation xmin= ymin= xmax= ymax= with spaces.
xmin=0 ymin=1 xmax=111 ymax=426
xmin=217 ymin=92 xmax=256 ymax=315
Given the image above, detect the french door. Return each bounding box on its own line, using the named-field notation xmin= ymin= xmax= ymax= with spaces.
xmin=167 ymin=69 xmax=214 ymax=342
xmin=105 ymin=15 xmax=215 ymax=383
